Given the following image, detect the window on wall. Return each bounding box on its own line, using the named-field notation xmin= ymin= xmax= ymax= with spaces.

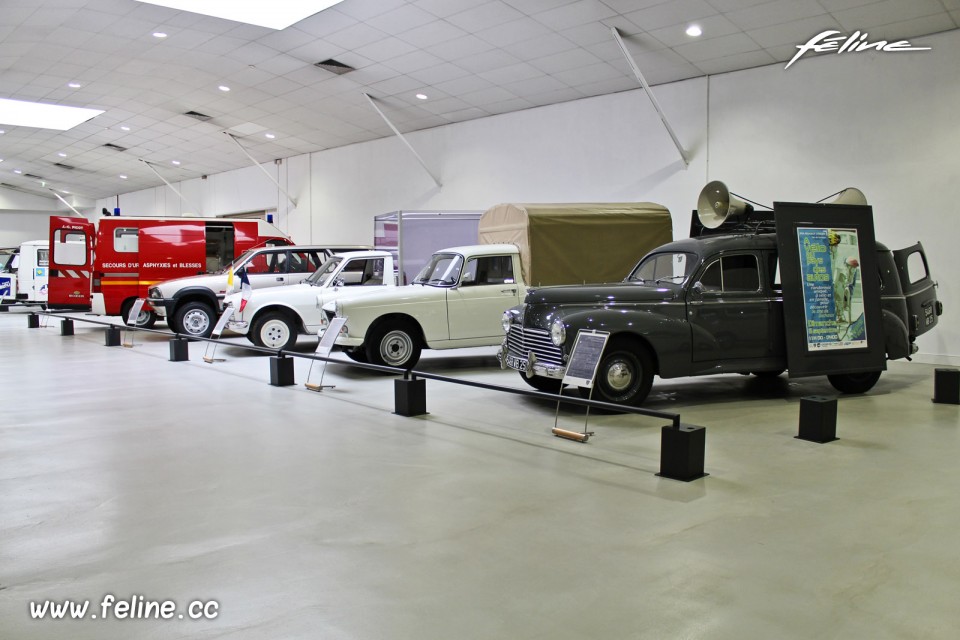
xmin=114 ymin=228 xmax=138 ymax=253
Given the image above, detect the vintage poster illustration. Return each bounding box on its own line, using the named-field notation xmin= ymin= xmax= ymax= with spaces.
xmin=797 ymin=227 xmax=867 ymax=350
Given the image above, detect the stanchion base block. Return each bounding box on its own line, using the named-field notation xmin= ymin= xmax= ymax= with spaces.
xmin=270 ymin=356 xmax=295 ymax=386
xmin=394 ymin=377 xmax=427 ymax=416
xmin=657 ymin=424 xmax=708 ymax=482
xmin=105 ymin=325 xmax=121 ymax=346
xmin=0 ymin=304 xmax=9 ymax=312
xmin=60 ymin=318 xmax=74 ymax=336
xmin=27 ymin=314 xmax=40 ymax=328
xmin=797 ymin=395 xmax=839 ymax=443
xmin=169 ymin=337 xmax=189 ymax=362
xmin=933 ymin=368 xmax=959 ymax=405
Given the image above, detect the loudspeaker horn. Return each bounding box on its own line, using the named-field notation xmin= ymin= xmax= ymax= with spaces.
xmin=824 ymin=187 xmax=867 ymax=206
xmin=697 ymin=180 xmax=753 ymax=229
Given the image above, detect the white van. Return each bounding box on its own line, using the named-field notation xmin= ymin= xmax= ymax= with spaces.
xmin=0 ymin=240 xmax=49 ymax=305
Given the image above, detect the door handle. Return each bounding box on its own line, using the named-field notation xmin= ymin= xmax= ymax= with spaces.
xmin=501 ymin=288 xmax=516 ymax=294
xmin=276 ymin=277 xmax=284 ymax=282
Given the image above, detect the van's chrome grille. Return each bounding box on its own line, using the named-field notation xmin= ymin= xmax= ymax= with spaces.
xmin=505 ymin=326 xmax=563 ymax=366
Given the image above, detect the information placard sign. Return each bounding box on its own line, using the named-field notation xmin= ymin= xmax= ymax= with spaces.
xmin=125 ymin=298 xmax=145 ymax=326
xmin=562 ymin=330 xmax=609 ymax=388
xmin=316 ymin=317 xmax=346 ymax=357
xmin=210 ymin=307 xmax=234 ymax=339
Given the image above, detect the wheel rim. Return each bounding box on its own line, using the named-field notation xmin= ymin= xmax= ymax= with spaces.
xmin=379 ymin=329 xmax=413 ymax=366
xmin=260 ymin=318 xmax=291 ymax=348
xmin=604 ymin=358 xmax=635 ymax=392
xmin=182 ymin=308 xmax=210 ymax=335
xmin=135 ymin=310 xmax=151 ymax=326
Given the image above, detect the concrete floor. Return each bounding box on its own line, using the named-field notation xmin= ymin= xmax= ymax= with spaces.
xmin=1 ymin=310 xmax=958 ymax=639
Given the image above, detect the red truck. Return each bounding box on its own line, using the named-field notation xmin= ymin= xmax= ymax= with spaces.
xmin=48 ymin=216 xmax=291 ymax=327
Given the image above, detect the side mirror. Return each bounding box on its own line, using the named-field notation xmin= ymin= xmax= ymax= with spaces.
xmin=691 ymin=281 xmax=705 ymax=296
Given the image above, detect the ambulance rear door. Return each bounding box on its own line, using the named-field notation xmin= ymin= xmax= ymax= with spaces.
xmin=49 ymin=217 xmax=94 ymax=309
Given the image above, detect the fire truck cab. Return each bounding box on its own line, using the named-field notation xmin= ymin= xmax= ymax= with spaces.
xmin=48 ymin=215 xmax=291 ymax=327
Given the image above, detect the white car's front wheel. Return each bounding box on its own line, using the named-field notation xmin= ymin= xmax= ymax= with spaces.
xmin=252 ymin=312 xmax=298 ymax=351
xmin=366 ymin=321 xmax=421 ymax=369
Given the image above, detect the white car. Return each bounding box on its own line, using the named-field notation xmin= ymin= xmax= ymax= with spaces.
xmin=224 ymin=250 xmax=396 ymax=350
xmin=147 ymin=245 xmax=367 ymax=337
xmin=325 ymin=244 xmax=526 ymax=368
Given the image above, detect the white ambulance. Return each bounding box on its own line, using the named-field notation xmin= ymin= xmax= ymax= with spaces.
xmin=0 ymin=240 xmax=50 ymax=306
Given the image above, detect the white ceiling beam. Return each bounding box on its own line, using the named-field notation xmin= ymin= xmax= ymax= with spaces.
xmin=224 ymin=133 xmax=298 ymax=209
xmin=363 ymin=92 xmax=442 ymax=189
xmin=611 ymin=27 xmax=689 ymax=168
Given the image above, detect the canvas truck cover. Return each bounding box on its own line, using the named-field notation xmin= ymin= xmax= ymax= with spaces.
xmin=478 ymin=203 xmax=672 ymax=286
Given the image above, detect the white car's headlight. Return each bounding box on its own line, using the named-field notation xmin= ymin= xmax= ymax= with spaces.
xmin=501 ymin=311 xmax=512 ymax=333
xmin=148 ymin=287 xmax=161 ymax=299
xmin=550 ymin=317 xmax=566 ymax=346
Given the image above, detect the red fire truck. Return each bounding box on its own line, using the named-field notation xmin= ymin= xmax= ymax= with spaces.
xmin=48 ymin=216 xmax=291 ymax=326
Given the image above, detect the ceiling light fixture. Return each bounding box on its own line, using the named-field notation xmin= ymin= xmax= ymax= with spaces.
xmin=0 ymin=97 xmax=103 ymax=131
xmin=171 ymin=160 xmax=181 ymax=165
xmin=134 ymin=0 xmax=347 ymax=30
xmin=686 ymin=25 xmax=702 ymax=37
xmin=153 ymin=31 xmax=167 ymax=38
xmin=218 ymin=85 xmax=230 ymax=92
xmin=121 ymin=126 xmax=130 ymax=131
xmin=58 ymin=152 xmax=67 ymax=157
xmin=415 ymin=93 xmax=428 ymax=100
xmin=68 ymin=82 xmax=82 ymax=89
xmin=14 ymin=169 xmax=22 ymax=174
xmin=119 ymin=174 xmax=128 ymax=179
xmin=264 ymin=133 xmax=275 ymax=139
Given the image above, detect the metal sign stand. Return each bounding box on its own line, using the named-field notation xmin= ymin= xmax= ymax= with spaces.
xmin=553 ymin=330 xmax=609 ymax=443
xmin=122 ymin=298 xmax=145 ymax=347
xmin=305 ymin=317 xmax=347 ymax=391
xmin=202 ymin=307 xmax=234 ymax=363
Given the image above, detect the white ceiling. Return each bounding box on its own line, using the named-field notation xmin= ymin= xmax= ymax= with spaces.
xmin=1 ymin=0 xmax=956 ymax=201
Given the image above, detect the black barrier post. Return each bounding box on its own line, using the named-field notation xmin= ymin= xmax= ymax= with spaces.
xmin=169 ymin=337 xmax=189 ymax=362
xmin=933 ymin=369 xmax=959 ymax=405
xmin=27 ymin=313 xmax=40 ymax=328
xmin=394 ymin=371 xmax=427 ymax=417
xmin=269 ymin=354 xmax=295 ymax=386
xmin=796 ymin=395 xmax=838 ymax=443
xmin=0 ymin=304 xmax=9 ymax=312
xmin=657 ymin=424 xmax=707 ymax=481
xmin=60 ymin=318 xmax=74 ymax=336
xmin=105 ymin=325 xmax=121 ymax=347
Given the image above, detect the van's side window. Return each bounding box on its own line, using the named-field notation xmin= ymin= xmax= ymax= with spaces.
xmin=114 ymin=228 xmax=138 ymax=253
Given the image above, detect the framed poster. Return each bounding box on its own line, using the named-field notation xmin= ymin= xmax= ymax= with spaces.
xmin=774 ymin=202 xmax=886 ymax=378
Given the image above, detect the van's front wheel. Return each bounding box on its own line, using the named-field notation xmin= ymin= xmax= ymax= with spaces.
xmin=828 ymin=371 xmax=882 ymax=394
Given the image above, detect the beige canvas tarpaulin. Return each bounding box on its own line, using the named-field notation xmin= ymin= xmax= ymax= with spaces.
xmin=478 ymin=203 xmax=672 ymax=286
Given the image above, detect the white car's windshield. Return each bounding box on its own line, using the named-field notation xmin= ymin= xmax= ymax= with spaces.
xmin=217 ymin=250 xmax=257 ymax=274
xmin=305 ymin=256 xmax=343 ymax=286
xmin=413 ymin=253 xmax=463 ymax=287
xmin=628 ymin=252 xmax=697 ymax=285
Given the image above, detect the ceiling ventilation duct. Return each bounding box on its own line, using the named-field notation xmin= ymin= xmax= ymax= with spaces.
xmin=314 ymin=58 xmax=354 ymax=75
xmin=183 ymin=110 xmax=213 ymax=121
xmin=102 ymin=143 xmax=127 ymax=152
xmin=54 ymin=162 xmax=76 ymax=170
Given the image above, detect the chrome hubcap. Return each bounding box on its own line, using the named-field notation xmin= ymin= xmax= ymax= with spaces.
xmin=605 ymin=360 xmax=634 ymax=392
xmin=183 ymin=309 xmax=210 ymax=335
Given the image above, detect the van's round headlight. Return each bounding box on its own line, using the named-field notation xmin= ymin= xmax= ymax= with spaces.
xmin=550 ymin=317 xmax=566 ymax=346
xmin=501 ymin=311 xmax=512 ymax=332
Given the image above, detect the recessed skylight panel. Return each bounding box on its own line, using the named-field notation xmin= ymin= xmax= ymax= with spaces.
xmin=134 ymin=0 xmax=346 ymax=30
xmin=0 ymin=98 xmax=103 ymax=131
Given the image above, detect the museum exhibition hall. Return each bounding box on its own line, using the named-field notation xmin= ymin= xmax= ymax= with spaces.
xmin=1 ymin=1 xmax=958 ymax=638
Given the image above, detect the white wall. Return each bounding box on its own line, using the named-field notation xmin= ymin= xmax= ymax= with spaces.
xmin=96 ymin=28 xmax=959 ymax=361
xmin=0 ymin=187 xmax=67 ymax=246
